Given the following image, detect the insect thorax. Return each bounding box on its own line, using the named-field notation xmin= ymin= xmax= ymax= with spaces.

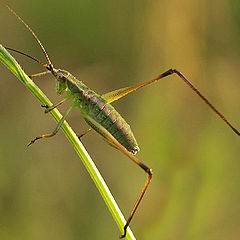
xmin=54 ymin=69 xmax=88 ymax=95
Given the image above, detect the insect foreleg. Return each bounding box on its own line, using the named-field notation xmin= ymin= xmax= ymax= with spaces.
xmin=29 ymin=70 xmax=51 ymax=79
xmin=27 ymin=103 xmax=75 ymax=146
xmin=41 ymin=99 xmax=68 ymax=113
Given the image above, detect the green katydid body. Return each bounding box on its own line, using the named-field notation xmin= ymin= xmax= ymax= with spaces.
xmin=54 ymin=69 xmax=140 ymax=154
xmin=5 ymin=5 xmax=239 ymax=239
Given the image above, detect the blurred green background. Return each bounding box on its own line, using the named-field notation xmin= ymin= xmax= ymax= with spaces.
xmin=0 ymin=0 xmax=240 ymax=239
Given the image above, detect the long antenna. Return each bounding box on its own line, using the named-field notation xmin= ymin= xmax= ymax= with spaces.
xmin=5 ymin=46 xmax=48 ymax=68
xmin=6 ymin=5 xmax=53 ymax=70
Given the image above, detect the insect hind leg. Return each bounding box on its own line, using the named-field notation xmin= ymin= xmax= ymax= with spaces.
xmin=106 ymin=137 xmax=152 ymax=238
xmin=120 ymin=166 xmax=152 ymax=239
xmin=103 ymin=68 xmax=239 ymax=136
xmin=78 ymin=128 xmax=92 ymax=139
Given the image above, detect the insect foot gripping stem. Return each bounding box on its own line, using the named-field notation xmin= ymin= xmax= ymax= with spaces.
xmin=41 ymin=104 xmax=50 ymax=113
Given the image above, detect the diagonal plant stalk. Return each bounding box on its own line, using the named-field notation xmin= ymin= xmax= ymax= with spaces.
xmin=0 ymin=44 xmax=136 ymax=240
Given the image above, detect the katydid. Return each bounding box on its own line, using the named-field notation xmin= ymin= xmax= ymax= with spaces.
xmin=5 ymin=5 xmax=239 ymax=239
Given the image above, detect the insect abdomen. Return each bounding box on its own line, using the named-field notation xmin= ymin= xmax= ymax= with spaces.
xmin=81 ymin=90 xmax=139 ymax=154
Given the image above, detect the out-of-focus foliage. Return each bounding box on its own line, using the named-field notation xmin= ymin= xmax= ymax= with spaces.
xmin=0 ymin=0 xmax=239 ymax=239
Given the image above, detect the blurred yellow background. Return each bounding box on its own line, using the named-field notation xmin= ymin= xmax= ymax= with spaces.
xmin=0 ymin=0 xmax=239 ymax=239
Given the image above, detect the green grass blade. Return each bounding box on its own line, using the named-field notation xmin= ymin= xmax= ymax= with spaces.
xmin=0 ymin=44 xmax=136 ymax=240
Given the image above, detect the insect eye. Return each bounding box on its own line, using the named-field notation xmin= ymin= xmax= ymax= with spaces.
xmin=58 ymin=74 xmax=63 ymax=79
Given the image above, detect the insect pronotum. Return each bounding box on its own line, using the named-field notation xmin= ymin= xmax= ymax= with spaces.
xmin=5 ymin=5 xmax=239 ymax=238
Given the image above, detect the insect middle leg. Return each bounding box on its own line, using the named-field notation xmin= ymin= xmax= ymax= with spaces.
xmin=27 ymin=103 xmax=75 ymax=146
xmin=41 ymin=98 xmax=68 ymax=113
